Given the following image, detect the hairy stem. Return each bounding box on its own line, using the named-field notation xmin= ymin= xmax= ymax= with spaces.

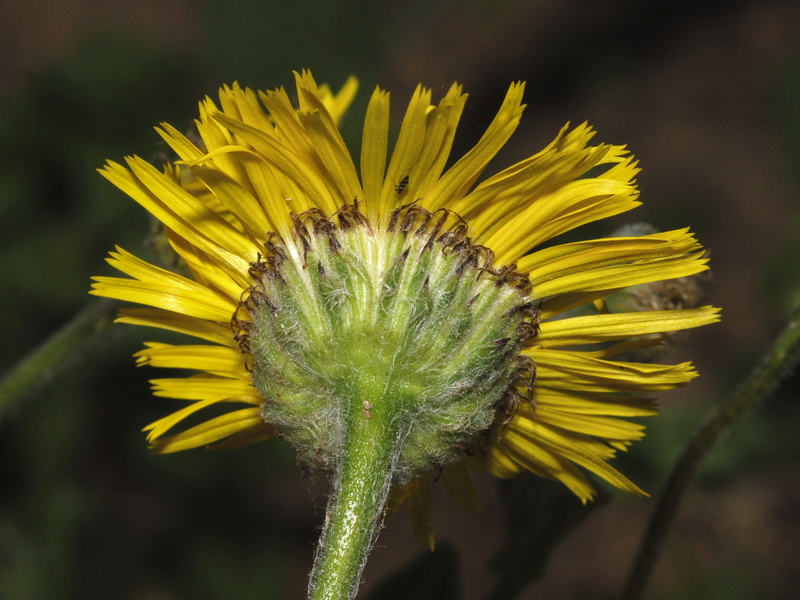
xmin=308 ymin=387 xmax=407 ymax=600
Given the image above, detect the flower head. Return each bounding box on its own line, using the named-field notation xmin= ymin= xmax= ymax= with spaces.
xmin=91 ymin=71 xmax=719 ymax=550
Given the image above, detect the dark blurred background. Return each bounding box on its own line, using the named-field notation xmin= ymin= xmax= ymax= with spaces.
xmin=2 ymin=0 xmax=799 ymax=598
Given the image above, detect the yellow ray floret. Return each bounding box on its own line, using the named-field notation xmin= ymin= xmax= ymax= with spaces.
xmin=148 ymin=407 xmax=272 ymax=453
xmin=90 ymin=71 xmax=720 ymax=542
xmin=535 ymin=306 xmax=720 ymax=348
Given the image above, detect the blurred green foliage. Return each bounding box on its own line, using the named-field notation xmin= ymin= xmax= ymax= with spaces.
xmin=2 ymin=1 xmax=800 ymax=599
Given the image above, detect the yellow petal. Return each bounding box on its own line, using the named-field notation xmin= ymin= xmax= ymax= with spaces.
xmin=115 ymin=308 xmax=235 ymax=345
xmin=361 ymin=86 xmax=390 ymax=223
xmin=536 ymin=306 xmax=721 ymax=348
xmin=522 ymin=404 xmax=647 ymax=444
xmin=490 ymin=432 xmax=598 ymax=502
xmin=403 ymin=83 xmax=469 ymax=203
xmin=320 ymin=74 xmax=359 ymax=125
xmin=149 ymin=407 xmax=265 ymax=453
xmin=521 ymin=227 xmax=701 ymax=274
xmin=521 ymin=230 xmax=710 ymax=299
xmin=219 ymin=82 xmax=274 ymax=133
xmin=518 ymin=424 xmax=648 ymax=497
xmin=188 ymin=165 xmax=272 ymax=239
xmin=127 ymin=157 xmax=256 ymax=262
xmin=530 ymin=348 xmax=698 ymax=392
xmin=149 ymin=376 xmax=258 ymax=402
xmin=486 ymin=178 xmax=640 ymax=263
xmin=145 ymin=397 xmax=227 ymax=440
xmin=531 ymin=387 xmax=658 ymax=417
xmin=156 ymin=123 xmax=206 ymax=162
xmin=427 ymin=82 xmax=526 ymax=210
xmin=100 ymin=160 xmax=250 ymax=281
xmin=298 ymin=109 xmax=363 ymax=205
xmin=209 ymin=114 xmax=339 ymax=215
xmin=380 ymin=84 xmax=434 ymax=211
xmin=162 ymin=231 xmax=251 ymax=303
xmin=91 ymin=277 xmax=234 ymax=323
xmin=135 ymin=343 xmax=247 ymax=378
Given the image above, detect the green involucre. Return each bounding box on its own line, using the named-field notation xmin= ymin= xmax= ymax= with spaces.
xmin=245 ymin=207 xmax=534 ymax=482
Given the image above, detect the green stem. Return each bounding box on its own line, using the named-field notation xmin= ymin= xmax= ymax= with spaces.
xmin=308 ymin=385 xmax=407 ymax=600
xmin=0 ymin=298 xmax=120 ymax=422
xmin=620 ymin=305 xmax=800 ymax=600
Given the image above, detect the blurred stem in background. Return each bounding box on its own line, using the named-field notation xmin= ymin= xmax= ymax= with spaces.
xmin=621 ymin=303 xmax=800 ymax=600
xmin=3 ymin=298 xmax=800 ymax=598
xmin=0 ymin=298 xmax=120 ymax=422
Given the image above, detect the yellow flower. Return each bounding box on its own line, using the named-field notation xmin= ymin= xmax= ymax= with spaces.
xmin=90 ymin=71 xmax=719 ymax=550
